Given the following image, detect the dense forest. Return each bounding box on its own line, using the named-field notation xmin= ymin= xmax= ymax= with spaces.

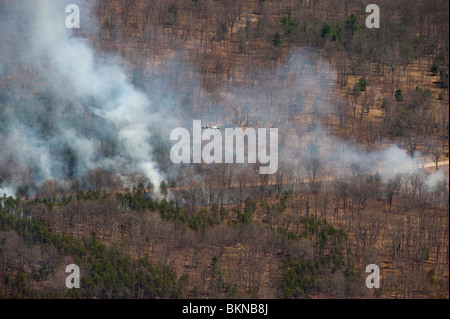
xmin=0 ymin=0 xmax=448 ymax=299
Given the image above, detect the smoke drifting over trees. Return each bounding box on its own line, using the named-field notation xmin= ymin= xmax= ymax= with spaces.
xmin=0 ymin=0 xmax=448 ymax=300
xmin=1 ymin=0 xmax=445 ymax=198
xmin=0 ymin=0 xmax=180 ymax=195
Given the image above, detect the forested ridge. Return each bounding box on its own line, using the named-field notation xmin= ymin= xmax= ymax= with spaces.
xmin=1 ymin=176 xmax=448 ymax=298
xmin=0 ymin=0 xmax=448 ymax=299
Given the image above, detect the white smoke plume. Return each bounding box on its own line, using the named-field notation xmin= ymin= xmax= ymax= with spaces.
xmin=0 ymin=0 xmax=180 ymax=196
xmin=0 ymin=0 xmax=445 ymax=199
